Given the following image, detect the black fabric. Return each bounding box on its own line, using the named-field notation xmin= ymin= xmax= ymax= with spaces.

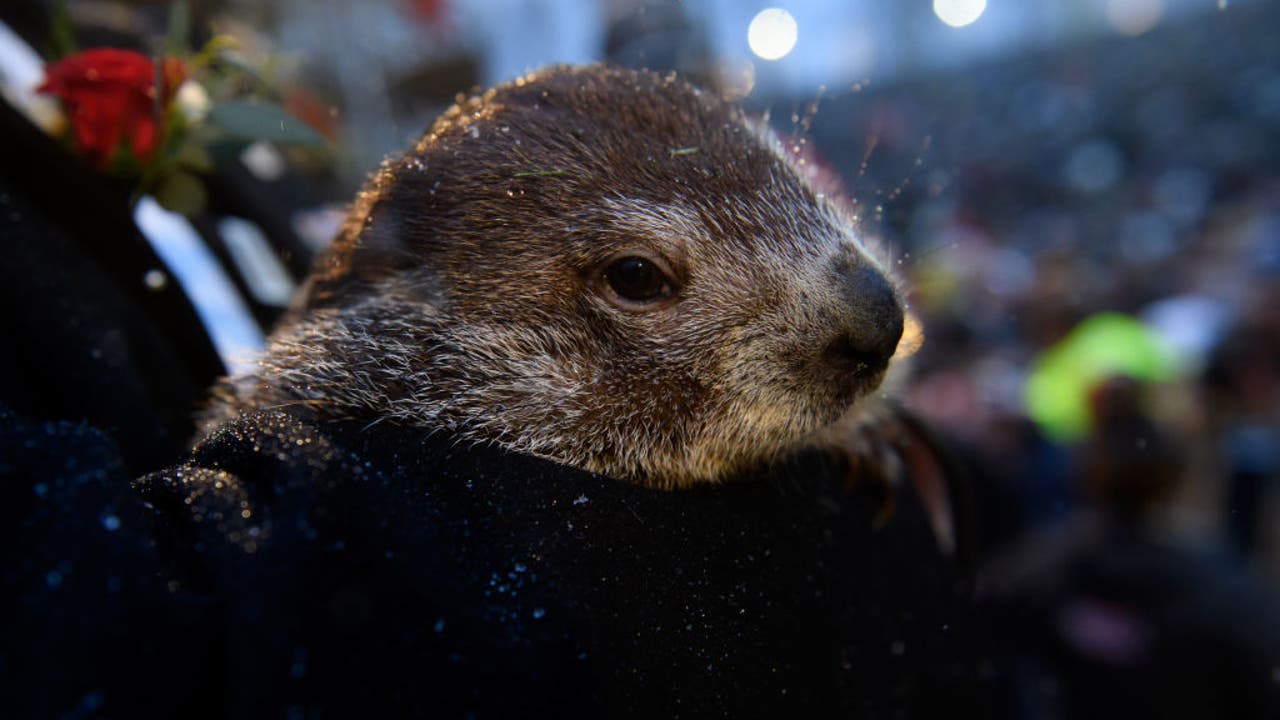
xmin=0 ymin=98 xmax=224 ymax=474
xmin=2 ymin=406 xmax=984 ymax=718
xmin=0 ymin=409 xmax=223 ymax=719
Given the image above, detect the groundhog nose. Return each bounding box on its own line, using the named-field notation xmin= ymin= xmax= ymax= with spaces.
xmin=822 ymin=264 xmax=904 ymax=373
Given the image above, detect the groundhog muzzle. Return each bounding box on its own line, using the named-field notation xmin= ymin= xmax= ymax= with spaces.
xmin=216 ymin=64 xmax=905 ymax=488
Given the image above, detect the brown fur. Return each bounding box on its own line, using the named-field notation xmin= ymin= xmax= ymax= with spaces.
xmin=210 ymin=65 xmax=905 ymax=489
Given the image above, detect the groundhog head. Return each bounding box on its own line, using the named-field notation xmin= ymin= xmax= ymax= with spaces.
xmin=257 ymin=65 xmax=904 ymax=488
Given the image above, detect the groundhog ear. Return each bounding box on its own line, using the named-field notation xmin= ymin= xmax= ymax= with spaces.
xmin=350 ymin=195 xmax=420 ymax=281
xmin=302 ymin=188 xmax=423 ymax=307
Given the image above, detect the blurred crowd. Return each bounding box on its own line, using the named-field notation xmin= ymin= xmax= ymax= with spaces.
xmin=833 ymin=5 xmax=1280 ymax=711
xmin=822 ymin=1 xmax=1280 ymax=579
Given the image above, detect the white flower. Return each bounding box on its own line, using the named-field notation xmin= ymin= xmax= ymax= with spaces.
xmin=175 ymin=80 xmax=211 ymax=123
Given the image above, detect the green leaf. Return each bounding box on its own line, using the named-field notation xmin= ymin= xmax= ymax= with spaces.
xmin=192 ymin=35 xmax=240 ymax=70
xmin=211 ymin=55 xmax=273 ymax=94
xmin=48 ymin=0 xmax=78 ymax=59
xmin=207 ymin=101 xmax=325 ymax=147
xmin=172 ymin=141 xmax=215 ymax=173
xmin=166 ymin=1 xmax=191 ymax=56
xmin=153 ymin=169 xmax=208 ymax=217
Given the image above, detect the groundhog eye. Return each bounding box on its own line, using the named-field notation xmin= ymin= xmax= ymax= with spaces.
xmin=603 ymin=256 xmax=673 ymax=304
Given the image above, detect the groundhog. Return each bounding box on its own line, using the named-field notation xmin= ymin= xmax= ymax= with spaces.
xmin=212 ymin=65 xmax=905 ymax=489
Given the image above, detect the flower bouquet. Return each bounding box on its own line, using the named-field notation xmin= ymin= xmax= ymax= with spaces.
xmin=35 ymin=3 xmax=326 ymax=216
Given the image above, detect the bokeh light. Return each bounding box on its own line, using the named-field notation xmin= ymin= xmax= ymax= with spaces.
xmin=747 ymin=8 xmax=798 ymax=61
xmin=1106 ymin=0 xmax=1165 ymax=37
xmin=933 ymin=0 xmax=987 ymax=28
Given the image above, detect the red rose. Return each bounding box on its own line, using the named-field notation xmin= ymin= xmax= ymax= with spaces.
xmin=38 ymin=49 xmax=185 ymax=170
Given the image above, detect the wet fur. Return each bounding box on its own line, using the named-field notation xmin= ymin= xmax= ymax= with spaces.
xmin=211 ymin=65 xmax=904 ymax=488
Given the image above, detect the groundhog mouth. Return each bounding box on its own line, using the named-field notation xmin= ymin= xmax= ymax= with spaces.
xmin=826 ymin=370 xmax=889 ymax=416
xmin=817 ymin=334 xmax=896 ymax=398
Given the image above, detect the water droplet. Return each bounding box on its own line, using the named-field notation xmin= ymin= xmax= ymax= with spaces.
xmin=573 ymin=495 xmax=589 ymax=506
xmin=531 ymin=607 xmax=546 ymax=620
xmin=101 ymin=515 xmax=121 ymax=532
xmin=434 ymin=618 xmax=446 ymax=633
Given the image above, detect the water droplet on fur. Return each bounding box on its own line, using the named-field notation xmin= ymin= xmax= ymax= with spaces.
xmin=101 ymin=515 xmax=121 ymax=532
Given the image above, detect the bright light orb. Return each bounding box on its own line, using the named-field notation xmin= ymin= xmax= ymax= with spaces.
xmin=1106 ymin=0 xmax=1165 ymax=37
xmin=933 ymin=0 xmax=987 ymax=28
xmin=747 ymin=8 xmax=798 ymax=61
